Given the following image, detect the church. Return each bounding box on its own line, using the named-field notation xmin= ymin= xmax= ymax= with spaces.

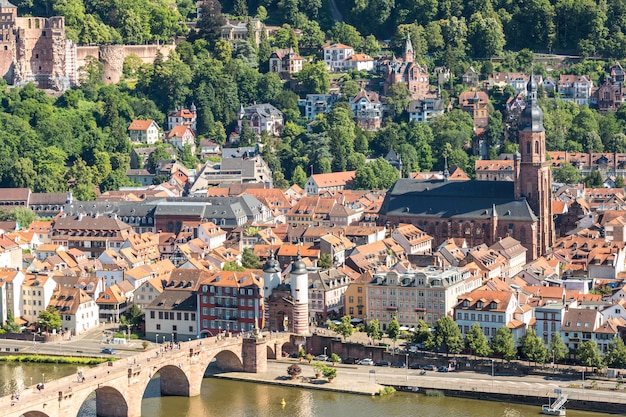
xmin=379 ymin=77 xmax=554 ymax=261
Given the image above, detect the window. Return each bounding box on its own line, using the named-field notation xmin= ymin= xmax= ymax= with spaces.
xmin=173 ymin=325 xmax=177 ymax=331
xmin=156 ymin=324 xmax=161 ymax=330
xmin=189 ymin=326 xmax=193 ymax=332
xmin=150 ymin=311 xmax=155 ymax=319
xmin=357 ymin=287 xmax=363 ymax=293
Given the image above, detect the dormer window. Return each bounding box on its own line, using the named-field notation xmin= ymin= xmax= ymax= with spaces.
xmin=476 ymin=301 xmax=484 ymax=309
xmin=490 ymin=301 xmax=497 ymax=309
xmin=462 ymin=300 xmax=469 ymax=308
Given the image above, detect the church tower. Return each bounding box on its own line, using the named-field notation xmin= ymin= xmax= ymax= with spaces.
xmin=515 ymin=75 xmax=554 ymax=258
xmin=402 ymin=32 xmax=414 ymax=63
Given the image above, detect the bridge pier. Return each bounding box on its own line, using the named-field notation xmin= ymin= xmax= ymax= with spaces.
xmin=242 ymin=337 xmax=267 ymax=373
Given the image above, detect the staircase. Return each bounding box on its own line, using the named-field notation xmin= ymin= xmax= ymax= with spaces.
xmin=551 ymin=394 xmax=568 ymax=410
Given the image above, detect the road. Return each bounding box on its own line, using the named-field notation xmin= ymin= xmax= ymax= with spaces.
xmin=326 ymin=0 xmax=343 ymax=22
xmin=0 ymin=325 xmax=150 ymax=359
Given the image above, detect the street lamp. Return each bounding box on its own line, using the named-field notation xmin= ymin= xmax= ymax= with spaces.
xmin=42 ymin=373 xmax=45 ymax=385
xmin=156 ymin=334 xmax=159 ymax=345
xmin=324 ymin=346 xmax=327 ymax=357
xmin=405 ymin=353 xmax=409 ymax=381
xmin=162 ymin=336 xmax=165 ymax=344
xmin=171 ymin=333 xmax=174 ymax=343
xmin=491 ymin=359 xmax=494 ymax=389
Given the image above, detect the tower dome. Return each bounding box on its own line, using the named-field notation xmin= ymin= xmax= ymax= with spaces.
xmin=263 ymin=252 xmax=280 ymax=274
xmin=291 ymin=252 xmax=307 ymax=275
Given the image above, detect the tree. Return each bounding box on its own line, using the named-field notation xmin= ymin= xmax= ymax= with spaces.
xmin=519 ymin=328 xmax=548 ymax=365
xmin=411 ymin=319 xmax=432 ymax=347
xmin=465 ymin=322 xmax=492 ymax=358
xmin=296 ymin=61 xmax=330 ymax=94
xmin=388 ymin=316 xmax=400 ymax=346
xmin=292 ymin=165 xmax=307 ymax=188
xmin=386 ymin=83 xmax=411 ymax=119
xmin=222 ymin=261 xmax=246 ymax=271
xmin=616 ymin=176 xmax=625 ymax=188
xmin=194 ymin=0 xmax=227 ymax=44
xmin=328 ymin=22 xmax=362 ymax=50
xmin=38 ymin=305 xmax=62 ymax=333
xmin=335 ymin=315 xmax=354 ymax=341
xmin=605 ymin=336 xmax=626 ymax=369
xmin=553 ymin=161 xmax=582 ymax=184
xmin=353 ymin=158 xmax=399 ymax=190
xmin=317 ymin=253 xmax=332 ymax=269
xmin=584 ymin=170 xmax=604 ymax=188
xmin=549 ymin=332 xmax=568 ymax=363
xmin=467 ymin=12 xmax=505 ymax=58
xmin=341 ymin=80 xmax=360 ymax=98
xmin=365 ymin=319 xmax=382 ymax=342
xmin=491 ymin=326 xmax=516 ymax=361
xmin=577 ymin=340 xmax=603 ymax=369
xmin=241 ymin=248 xmax=262 ymax=269
xmin=433 ymin=316 xmax=463 ymax=356
xmin=2 ymin=309 xmax=21 ymax=333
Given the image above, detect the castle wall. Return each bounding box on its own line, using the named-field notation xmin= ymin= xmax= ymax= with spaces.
xmin=0 ymin=5 xmax=16 ymax=83
xmin=76 ymin=43 xmax=176 ymax=85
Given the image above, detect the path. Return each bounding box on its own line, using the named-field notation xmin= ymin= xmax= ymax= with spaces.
xmin=326 ymin=0 xmax=343 ymax=22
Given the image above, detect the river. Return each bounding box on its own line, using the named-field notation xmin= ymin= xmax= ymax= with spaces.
xmin=0 ymin=363 xmax=611 ymax=417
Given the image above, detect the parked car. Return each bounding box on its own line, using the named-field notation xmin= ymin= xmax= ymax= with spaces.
xmin=438 ymin=366 xmax=449 ymax=372
xmin=343 ymin=357 xmax=359 ymax=364
xmin=375 ymin=360 xmax=390 ymax=367
xmin=391 ymin=361 xmax=406 ymax=368
xmin=422 ymin=365 xmax=435 ymax=371
xmin=358 ymin=358 xmax=374 ymax=366
xmin=408 ymin=363 xmax=422 ymax=369
xmin=101 ymin=348 xmax=115 ymax=354
xmin=315 ymin=354 xmax=329 ymax=361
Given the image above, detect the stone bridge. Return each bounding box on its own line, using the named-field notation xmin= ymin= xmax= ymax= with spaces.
xmin=3 ymin=333 xmax=296 ymax=417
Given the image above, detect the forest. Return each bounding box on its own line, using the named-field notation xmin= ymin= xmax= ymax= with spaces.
xmin=4 ymin=0 xmax=626 ymax=197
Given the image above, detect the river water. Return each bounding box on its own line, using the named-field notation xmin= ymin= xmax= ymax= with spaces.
xmin=0 ymin=363 xmax=610 ymax=417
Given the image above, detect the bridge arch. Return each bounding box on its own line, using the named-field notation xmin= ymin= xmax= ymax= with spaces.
xmin=212 ymin=349 xmax=244 ymax=371
xmin=75 ymin=385 xmax=128 ymax=417
xmin=20 ymin=412 xmax=50 ymax=417
xmin=279 ymin=340 xmax=297 ymax=356
xmin=151 ymin=364 xmax=190 ymax=397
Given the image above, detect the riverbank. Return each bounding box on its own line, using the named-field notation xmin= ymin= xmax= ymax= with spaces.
xmin=212 ymin=359 xmax=626 ymax=414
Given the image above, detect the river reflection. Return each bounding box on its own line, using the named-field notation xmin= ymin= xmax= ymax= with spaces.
xmin=0 ymin=363 xmax=612 ymax=417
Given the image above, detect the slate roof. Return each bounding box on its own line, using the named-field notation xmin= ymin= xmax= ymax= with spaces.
xmin=147 ymin=289 xmax=197 ymax=311
xmin=0 ymin=1 xmax=16 ymax=8
xmin=381 ymin=179 xmax=537 ymax=221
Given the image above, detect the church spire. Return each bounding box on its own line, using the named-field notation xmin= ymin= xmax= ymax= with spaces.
xmin=403 ymin=32 xmax=414 ymax=63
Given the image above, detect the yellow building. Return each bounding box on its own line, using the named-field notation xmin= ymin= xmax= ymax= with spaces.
xmin=343 ymin=271 xmax=372 ymax=322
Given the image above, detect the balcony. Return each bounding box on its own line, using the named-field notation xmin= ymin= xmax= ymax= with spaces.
xmin=386 ymin=306 xmax=398 ymax=311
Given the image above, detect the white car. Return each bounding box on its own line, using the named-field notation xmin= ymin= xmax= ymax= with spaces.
xmin=358 ymin=358 xmax=374 ymax=365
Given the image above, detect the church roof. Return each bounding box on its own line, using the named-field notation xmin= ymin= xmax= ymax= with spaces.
xmin=381 ymin=179 xmax=538 ymax=222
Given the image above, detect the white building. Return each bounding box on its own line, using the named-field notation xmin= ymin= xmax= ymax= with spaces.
xmin=0 ymin=269 xmax=25 ymax=325
xmin=21 ymin=273 xmax=57 ymax=324
xmin=128 ymin=120 xmax=161 ymax=145
xmin=48 ymin=287 xmax=99 ymax=336
xmin=323 ymin=43 xmax=354 ymax=72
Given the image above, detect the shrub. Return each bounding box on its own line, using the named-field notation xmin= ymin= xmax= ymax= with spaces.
xmin=329 ymin=353 xmax=341 ymax=364
xmin=379 ymin=386 xmax=396 ymax=395
xmin=323 ymin=366 xmax=337 ymax=379
xmin=287 ymin=364 xmax=302 ymax=377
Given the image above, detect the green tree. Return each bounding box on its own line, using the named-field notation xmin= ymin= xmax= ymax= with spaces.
xmin=388 ymin=315 xmax=400 ymax=346
xmin=549 ymin=332 xmax=568 ymax=363
xmin=584 ymin=170 xmax=604 ymax=188
xmin=385 ymin=83 xmax=411 ymax=119
xmin=520 ymin=328 xmax=548 ymax=365
xmin=300 ymin=19 xmax=325 ymax=50
xmin=341 ymin=80 xmax=360 ymax=98
xmin=328 ymin=22 xmax=362 ymax=49
xmin=336 ymin=315 xmax=354 ymax=341
xmin=433 ymin=316 xmax=463 ymax=356
xmin=491 ymin=326 xmax=516 ymax=362
xmin=411 ymin=319 xmax=432 ymax=347
xmin=292 ymin=165 xmax=307 ymax=188
xmin=365 ymin=319 xmax=382 ymax=342
xmin=38 ymin=305 xmax=62 ymax=333
xmin=241 ymin=248 xmax=262 ymax=269
xmin=2 ymin=309 xmax=21 ymax=333
xmin=296 ymin=61 xmax=330 ymax=94
xmin=465 ymin=322 xmax=492 ymax=358
xmin=605 ymin=336 xmax=626 ymax=369
xmin=553 ymin=161 xmax=582 ymax=184
xmin=193 ymin=0 xmax=227 ymax=44
xmin=467 ymin=12 xmax=505 ymax=58
xmin=616 ymin=176 xmax=625 ymax=188
xmin=317 ymin=253 xmax=332 ymax=269
xmin=577 ymin=340 xmax=603 ymax=369
xmin=222 ymin=261 xmax=246 ymax=271
xmin=11 ymin=208 xmax=37 ymax=228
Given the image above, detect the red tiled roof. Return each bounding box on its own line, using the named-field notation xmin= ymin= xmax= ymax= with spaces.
xmin=128 ymin=120 xmax=156 ymax=131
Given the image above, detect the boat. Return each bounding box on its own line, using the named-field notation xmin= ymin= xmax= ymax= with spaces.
xmin=541 ymin=389 xmax=567 ymax=416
